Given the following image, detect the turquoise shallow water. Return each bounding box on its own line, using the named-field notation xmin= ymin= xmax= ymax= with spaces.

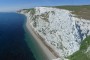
xmin=24 ymin=20 xmax=49 ymax=60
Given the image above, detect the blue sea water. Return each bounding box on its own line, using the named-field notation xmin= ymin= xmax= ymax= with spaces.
xmin=0 ymin=12 xmax=35 ymax=60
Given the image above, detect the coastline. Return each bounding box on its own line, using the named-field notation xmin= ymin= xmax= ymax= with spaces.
xmin=24 ymin=14 xmax=57 ymax=60
xmin=17 ymin=5 xmax=90 ymax=60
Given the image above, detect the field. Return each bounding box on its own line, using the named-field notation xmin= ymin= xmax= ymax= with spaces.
xmin=54 ymin=5 xmax=90 ymax=20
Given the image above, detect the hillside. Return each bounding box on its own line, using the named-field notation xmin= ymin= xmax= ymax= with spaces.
xmin=54 ymin=5 xmax=90 ymax=20
xmin=20 ymin=5 xmax=90 ymax=60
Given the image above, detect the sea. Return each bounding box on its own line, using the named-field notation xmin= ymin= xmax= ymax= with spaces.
xmin=0 ymin=12 xmax=36 ymax=60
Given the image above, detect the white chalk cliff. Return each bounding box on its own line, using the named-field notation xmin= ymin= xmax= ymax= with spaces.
xmin=20 ymin=7 xmax=90 ymax=60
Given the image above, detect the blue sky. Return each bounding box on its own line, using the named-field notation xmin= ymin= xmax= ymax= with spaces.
xmin=0 ymin=0 xmax=90 ymax=12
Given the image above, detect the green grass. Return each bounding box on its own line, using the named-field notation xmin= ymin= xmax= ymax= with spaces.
xmin=80 ymin=36 xmax=90 ymax=50
xmin=54 ymin=5 xmax=90 ymax=11
xmin=22 ymin=5 xmax=90 ymax=19
xmin=68 ymin=36 xmax=90 ymax=60
xmin=53 ymin=5 xmax=90 ymax=20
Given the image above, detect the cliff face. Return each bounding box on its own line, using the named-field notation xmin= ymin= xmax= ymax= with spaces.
xmin=20 ymin=7 xmax=90 ymax=59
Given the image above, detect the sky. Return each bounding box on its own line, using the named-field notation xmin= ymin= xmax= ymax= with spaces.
xmin=0 ymin=0 xmax=90 ymax=12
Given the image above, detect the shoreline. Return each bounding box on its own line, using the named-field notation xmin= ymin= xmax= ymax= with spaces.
xmin=25 ymin=14 xmax=58 ymax=60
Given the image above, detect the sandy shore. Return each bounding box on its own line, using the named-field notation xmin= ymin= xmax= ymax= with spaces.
xmin=25 ymin=16 xmax=57 ymax=60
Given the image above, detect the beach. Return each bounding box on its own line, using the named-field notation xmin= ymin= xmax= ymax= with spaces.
xmin=25 ymin=15 xmax=57 ymax=60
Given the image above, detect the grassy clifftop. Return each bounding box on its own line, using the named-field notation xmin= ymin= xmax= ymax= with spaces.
xmin=22 ymin=5 xmax=90 ymax=19
xmin=54 ymin=5 xmax=90 ymax=20
xmin=68 ymin=36 xmax=90 ymax=60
